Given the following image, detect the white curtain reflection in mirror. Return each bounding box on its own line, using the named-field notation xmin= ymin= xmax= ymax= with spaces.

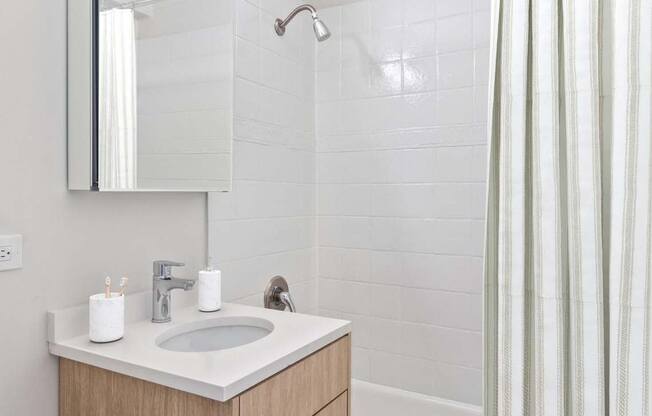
xmin=99 ymin=8 xmax=137 ymax=190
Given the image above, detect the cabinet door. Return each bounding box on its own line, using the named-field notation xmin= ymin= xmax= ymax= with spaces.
xmin=59 ymin=358 xmax=239 ymax=416
xmin=315 ymin=392 xmax=348 ymax=416
xmin=240 ymin=335 xmax=351 ymax=416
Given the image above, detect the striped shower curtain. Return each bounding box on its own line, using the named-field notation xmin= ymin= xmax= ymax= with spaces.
xmin=484 ymin=0 xmax=652 ymax=415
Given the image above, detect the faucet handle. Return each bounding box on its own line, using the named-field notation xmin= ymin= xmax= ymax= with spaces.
xmin=264 ymin=276 xmax=296 ymax=312
xmin=153 ymin=260 xmax=185 ymax=278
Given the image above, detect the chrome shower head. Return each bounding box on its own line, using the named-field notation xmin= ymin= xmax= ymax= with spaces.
xmin=312 ymin=17 xmax=331 ymax=42
xmin=274 ymin=4 xmax=331 ymax=42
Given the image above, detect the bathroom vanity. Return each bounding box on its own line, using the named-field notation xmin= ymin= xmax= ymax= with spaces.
xmin=48 ymin=298 xmax=351 ymax=416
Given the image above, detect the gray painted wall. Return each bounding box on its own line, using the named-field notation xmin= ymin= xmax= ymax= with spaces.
xmin=0 ymin=1 xmax=207 ymax=414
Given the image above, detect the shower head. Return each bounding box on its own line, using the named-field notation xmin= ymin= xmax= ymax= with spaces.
xmin=312 ymin=17 xmax=331 ymax=42
xmin=274 ymin=4 xmax=331 ymax=42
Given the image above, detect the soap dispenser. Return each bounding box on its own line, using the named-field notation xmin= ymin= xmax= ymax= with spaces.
xmin=198 ymin=265 xmax=221 ymax=312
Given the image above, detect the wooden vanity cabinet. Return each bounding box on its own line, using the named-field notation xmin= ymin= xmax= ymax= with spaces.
xmin=59 ymin=335 xmax=351 ymax=416
xmin=315 ymin=392 xmax=348 ymax=416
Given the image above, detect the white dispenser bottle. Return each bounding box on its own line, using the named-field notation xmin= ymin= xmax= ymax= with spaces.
xmin=198 ymin=266 xmax=221 ymax=312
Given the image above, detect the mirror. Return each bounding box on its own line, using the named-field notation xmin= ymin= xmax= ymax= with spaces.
xmin=68 ymin=0 xmax=233 ymax=192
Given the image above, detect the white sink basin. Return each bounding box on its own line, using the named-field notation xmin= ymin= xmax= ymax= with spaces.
xmin=156 ymin=316 xmax=274 ymax=353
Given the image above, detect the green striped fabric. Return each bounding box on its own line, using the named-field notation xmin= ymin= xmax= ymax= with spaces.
xmin=484 ymin=0 xmax=652 ymax=415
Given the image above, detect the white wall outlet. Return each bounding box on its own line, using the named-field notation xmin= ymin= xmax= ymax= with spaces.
xmin=0 ymin=235 xmax=22 ymax=271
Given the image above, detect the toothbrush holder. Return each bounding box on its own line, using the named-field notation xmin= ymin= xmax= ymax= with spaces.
xmin=89 ymin=293 xmax=124 ymax=343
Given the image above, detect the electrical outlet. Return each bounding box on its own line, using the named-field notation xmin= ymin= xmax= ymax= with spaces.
xmin=0 ymin=235 xmax=22 ymax=271
xmin=0 ymin=246 xmax=12 ymax=261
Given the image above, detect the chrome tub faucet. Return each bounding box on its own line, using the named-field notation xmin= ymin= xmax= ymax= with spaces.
xmin=264 ymin=276 xmax=296 ymax=313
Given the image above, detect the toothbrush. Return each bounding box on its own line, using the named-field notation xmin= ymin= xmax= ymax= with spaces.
xmin=104 ymin=276 xmax=112 ymax=298
xmin=119 ymin=277 xmax=129 ymax=296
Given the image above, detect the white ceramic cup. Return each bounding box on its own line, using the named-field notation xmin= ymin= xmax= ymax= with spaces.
xmin=89 ymin=293 xmax=124 ymax=343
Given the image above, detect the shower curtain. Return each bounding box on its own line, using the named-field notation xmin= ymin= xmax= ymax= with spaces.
xmin=484 ymin=0 xmax=652 ymax=415
xmin=98 ymin=8 xmax=137 ymax=189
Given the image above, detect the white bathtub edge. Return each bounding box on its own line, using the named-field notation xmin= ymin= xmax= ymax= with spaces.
xmin=351 ymin=379 xmax=482 ymax=416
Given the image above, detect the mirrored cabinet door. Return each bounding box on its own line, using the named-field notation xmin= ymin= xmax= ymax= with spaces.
xmin=68 ymin=0 xmax=233 ymax=192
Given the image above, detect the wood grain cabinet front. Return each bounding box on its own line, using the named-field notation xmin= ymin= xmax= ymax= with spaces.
xmin=315 ymin=392 xmax=348 ymax=416
xmin=59 ymin=335 xmax=351 ymax=416
xmin=240 ymin=335 xmax=350 ymax=416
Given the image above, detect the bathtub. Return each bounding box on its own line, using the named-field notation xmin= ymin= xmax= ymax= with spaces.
xmin=351 ymin=380 xmax=482 ymax=416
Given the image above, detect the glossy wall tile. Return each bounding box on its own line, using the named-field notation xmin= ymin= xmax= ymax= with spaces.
xmin=315 ymin=0 xmax=490 ymax=405
xmin=209 ymin=0 xmax=318 ymax=313
xmin=206 ymin=0 xmax=491 ymax=406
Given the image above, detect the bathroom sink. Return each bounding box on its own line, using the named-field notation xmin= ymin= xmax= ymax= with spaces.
xmin=156 ymin=316 xmax=273 ymax=352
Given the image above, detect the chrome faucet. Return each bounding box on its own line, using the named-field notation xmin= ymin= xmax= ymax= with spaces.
xmin=152 ymin=260 xmax=195 ymax=323
xmin=264 ymin=276 xmax=297 ymax=312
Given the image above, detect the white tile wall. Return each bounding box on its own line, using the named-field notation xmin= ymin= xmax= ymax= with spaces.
xmin=208 ymin=0 xmax=318 ymax=312
xmin=315 ymin=0 xmax=490 ymax=405
xmin=205 ymin=0 xmax=490 ymax=406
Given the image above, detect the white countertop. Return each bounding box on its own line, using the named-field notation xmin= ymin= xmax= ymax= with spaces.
xmin=48 ymin=298 xmax=351 ymax=401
